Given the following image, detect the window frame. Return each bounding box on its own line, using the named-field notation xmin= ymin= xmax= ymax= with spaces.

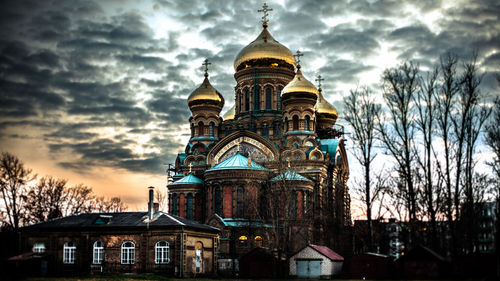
xmin=63 ymin=242 xmax=76 ymax=264
xmin=155 ymin=241 xmax=170 ymax=264
xmin=93 ymin=241 xmax=104 ymax=264
xmin=33 ymin=242 xmax=45 ymax=253
xmin=121 ymin=241 xmax=135 ymax=265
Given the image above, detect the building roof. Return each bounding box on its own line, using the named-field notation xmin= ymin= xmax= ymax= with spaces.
xmin=320 ymin=138 xmax=339 ymax=157
xmin=207 ymin=153 xmax=269 ymax=171
xmin=270 ymin=170 xmax=312 ymax=182
xmin=169 ymin=174 xmax=203 ymax=186
xmin=309 ymin=244 xmax=344 ymax=261
xmin=21 ymin=212 xmax=219 ymax=233
xmin=215 ymin=214 xmax=273 ymax=228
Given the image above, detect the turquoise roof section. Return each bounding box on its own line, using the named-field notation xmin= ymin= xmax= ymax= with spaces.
xmin=177 ymin=153 xmax=187 ymax=167
xmin=320 ymin=139 xmax=339 ymax=157
xmin=270 ymin=170 xmax=312 ymax=182
xmin=215 ymin=214 xmax=273 ymax=228
xmin=169 ymin=174 xmax=203 ymax=186
xmin=207 ymin=153 xmax=269 ymax=171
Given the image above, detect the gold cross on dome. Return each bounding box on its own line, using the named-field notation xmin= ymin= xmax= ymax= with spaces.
xmin=258 ymin=3 xmax=273 ymax=27
xmin=202 ymin=59 xmax=211 ymax=77
xmin=316 ymin=75 xmax=324 ymax=88
xmin=294 ymin=50 xmax=303 ymax=65
xmin=189 ymin=162 xmax=193 ymax=173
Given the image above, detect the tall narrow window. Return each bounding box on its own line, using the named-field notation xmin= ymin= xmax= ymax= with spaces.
xmin=155 ymin=241 xmax=170 ymax=264
xmin=121 ymin=241 xmax=135 ymax=264
xmin=172 ymin=194 xmax=178 ymax=216
xmin=304 ymin=116 xmax=310 ymax=131
xmin=214 ymin=186 xmax=222 ymax=215
xmin=236 ymin=187 xmax=245 ymax=218
xmin=209 ymin=122 xmax=214 ymax=137
xmin=245 ymin=89 xmax=249 ymax=111
xmin=261 ymin=124 xmax=269 ymax=138
xmin=253 ymin=87 xmax=260 ymax=110
xmin=293 ymin=115 xmax=299 ymax=131
xmin=93 ymin=241 xmax=103 ymax=264
xmin=255 ymin=236 xmax=263 ymax=247
xmin=33 ymin=243 xmax=45 ymax=253
xmin=187 ymin=193 xmax=193 ymax=220
xmin=63 ymin=242 xmax=76 ymax=264
xmin=198 ymin=122 xmax=204 ymax=136
xmin=277 ymin=87 xmax=282 ymax=110
xmin=265 ymin=88 xmax=272 ymax=109
xmin=273 ymin=122 xmax=281 ymax=137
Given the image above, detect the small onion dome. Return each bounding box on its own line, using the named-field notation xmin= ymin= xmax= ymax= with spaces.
xmin=281 ymin=68 xmax=319 ymax=99
xmin=187 ymin=74 xmax=224 ymax=111
xmin=234 ymin=27 xmax=295 ymax=72
xmin=222 ymin=104 xmax=235 ymax=121
xmin=315 ymin=88 xmax=338 ymax=117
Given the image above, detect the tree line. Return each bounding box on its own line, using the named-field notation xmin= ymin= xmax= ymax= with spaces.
xmin=344 ymin=52 xmax=499 ymax=256
xmin=0 ymin=152 xmax=127 ymax=232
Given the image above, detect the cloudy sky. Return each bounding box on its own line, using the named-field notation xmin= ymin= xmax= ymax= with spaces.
xmin=1 ymin=0 xmax=499 ymax=210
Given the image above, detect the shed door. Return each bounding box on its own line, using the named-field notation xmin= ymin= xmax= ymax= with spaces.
xmin=297 ymin=260 xmax=321 ymax=278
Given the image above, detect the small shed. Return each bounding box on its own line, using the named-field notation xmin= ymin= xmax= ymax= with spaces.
xmin=289 ymin=244 xmax=344 ymax=279
xmin=397 ymin=245 xmax=449 ymax=278
xmin=343 ymin=252 xmax=391 ymax=279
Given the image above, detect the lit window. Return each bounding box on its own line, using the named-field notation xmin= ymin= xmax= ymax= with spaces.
xmin=63 ymin=242 xmax=76 ymax=264
xmin=238 ymin=235 xmax=248 ymax=247
xmin=33 ymin=243 xmax=45 ymax=253
xmin=254 ymin=236 xmax=263 ymax=247
xmin=155 ymin=241 xmax=170 ymax=264
xmin=121 ymin=241 xmax=135 ymax=264
xmin=93 ymin=241 xmax=103 ymax=264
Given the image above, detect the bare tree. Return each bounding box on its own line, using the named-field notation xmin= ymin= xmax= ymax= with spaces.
xmin=378 ymin=62 xmax=420 ymax=227
xmin=155 ymin=188 xmax=168 ymax=212
xmin=25 ymin=176 xmax=67 ymax=224
xmin=343 ymin=86 xmax=381 ymax=251
xmin=93 ymin=196 xmax=127 ymax=212
xmin=0 ymin=152 xmax=35 ymax=230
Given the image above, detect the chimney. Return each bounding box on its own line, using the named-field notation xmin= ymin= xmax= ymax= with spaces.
xmin=148 ymin=186 xmax=154 ymax=220
xmin=153 ymin=202 xmax=159 ymax=214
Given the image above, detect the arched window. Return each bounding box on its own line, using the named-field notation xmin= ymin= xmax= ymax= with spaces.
xmin=273 ymin=121 xmax=281 ymax=137
xmin=254 ymin=87 xmax=260 ymax=110
xmin=155 ymin=241 xmax=170 ymax=264
xmin=255 ymin=236 xmax=263 ymax=247
xmin=245 ymin=89 xmax=249 ymax=111
xmin=238 ymin=235 xmax=248 ymax=248
xmin=33 ymin=242 xmax=45 ymax=253
xmin=198 ymin=122 xmax=204 ymax=136
xmin=63 ymin=242 xmax=76 ymax=264
xmin=121 ymin=241 xmax=135 ymax=264
xmin=304 ymin=116 xmax=310 ymax=131
xmin=187 ymin=193 xmax=194 ymax=220
xmin=265 ymin=88 xmax=272 ymax=109
xmin=93 ymin=241 xmax=103 ymax=264
xmin=172 ymin=194 xmax=178 ymax=216
xmin=277 ymin=86 xmax=282 ymax=110
xmin=209 ymin=122 xmax=214 ymax=137
xmin=214 ymin=186 xmax=222 ymax=215
xmin=293 ymin=115 xmax=299 ymax=131
xmin=225 ymin=126 xmax=232 ymax=136
xmin=236 ymin=187 xmax=245 ymax=218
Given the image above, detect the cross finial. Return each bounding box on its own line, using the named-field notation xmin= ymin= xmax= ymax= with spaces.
xmin=294 ymin=50 xmax=303 ymax=69
xmin=258 ymin=3 xmax=273 ymax=28
xmin=316 ymin=75 xmax=324 ymax=89
xmin=202 ymin=59 xmax=211 ymax=78
xmin=189 ymin=162 xmax=193 ymax=173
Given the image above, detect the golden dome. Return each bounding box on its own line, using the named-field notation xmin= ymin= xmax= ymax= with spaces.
xmin=281 ymin=69 xmax=319 ymax=98
xmin=222 ymin=104 xmax=235 ymax=120
xmin=234 ymin=27 xmax=295 ymax=71
xmin=187 ymin=75 xmax=224 ymax=109
xmin=316 ymin=89 xmax=338 ymax=117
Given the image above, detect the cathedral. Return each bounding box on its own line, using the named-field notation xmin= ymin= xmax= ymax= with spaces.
xmin=168 ymin=4 xmax=351 ymax=265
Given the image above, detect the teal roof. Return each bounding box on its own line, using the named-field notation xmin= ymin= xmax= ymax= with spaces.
xmin=207 ymin=153 xmax=269 ymax=171
xmin=320 ymin=139 xmax=339 ymax=157
xmin=169 ymin=174 xmax=203 ymax=186
xmin=270 ymin=170 xmax=312 ymax=182
xmin=215 ymin=214 xmax=273 ymax=228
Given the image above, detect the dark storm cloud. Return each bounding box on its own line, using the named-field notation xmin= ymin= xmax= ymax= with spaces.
xmin=318 ymin=59 xmax=375 ymax=85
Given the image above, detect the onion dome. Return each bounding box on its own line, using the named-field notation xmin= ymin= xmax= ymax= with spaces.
xmin=234 ymin=26 xmax=295 ymax=72
xmin=187 ymin=71 xmax=224 ymax=111
xmin=281 ymin=68 xmax=319 ymax=99
xmin=222 ymin=104 xmax=235 ymax=121
xmin=315 ymin=88 xmax=338 ymax=117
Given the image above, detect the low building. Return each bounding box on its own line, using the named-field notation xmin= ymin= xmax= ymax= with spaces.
xmin=18 ymin=187 xmax=219 ymax=277
xmin=289 ymin=244 xmax=344 ymax=279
